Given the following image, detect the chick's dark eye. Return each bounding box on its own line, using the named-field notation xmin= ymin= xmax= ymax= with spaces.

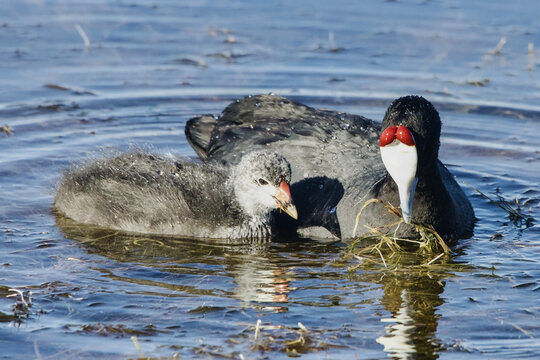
xmin=258 ymin=178 xmax=268 ymax=186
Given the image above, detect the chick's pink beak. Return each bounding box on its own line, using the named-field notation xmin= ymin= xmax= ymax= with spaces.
xmin=274 ymin=181 xmax=298 ymax=220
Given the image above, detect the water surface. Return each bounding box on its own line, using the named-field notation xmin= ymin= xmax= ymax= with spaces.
xmin=0 ymin=1 xmax=539 ymax=359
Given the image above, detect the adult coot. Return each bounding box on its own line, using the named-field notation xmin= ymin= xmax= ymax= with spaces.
xmin=185 ymin=95 xmax=474 ymax=241
xmin=54 ymin=150 xmax=298 ymax=240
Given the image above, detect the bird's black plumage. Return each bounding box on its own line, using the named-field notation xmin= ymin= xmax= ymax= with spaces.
xmin=185 ymin=94 xmax=475 ymax=241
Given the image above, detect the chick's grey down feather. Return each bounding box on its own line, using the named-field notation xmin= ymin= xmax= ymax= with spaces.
xmin=54 ymin=150 xmax=292 ymax=240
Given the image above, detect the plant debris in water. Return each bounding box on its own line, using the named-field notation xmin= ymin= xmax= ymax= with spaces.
xmin=5 ymin=288 xmax=32 ymax=324
xmin=44 ymin=83 xmax=96 ymax=95
xmin=351 ymin=198 xmax=451 ymax=260
xmin=346 ymin=178 xmax=535 ymax=268
xmin=465 ymin=78 xmax=490 ymax=87
xmin=1 ymin=124 xmax=13 ymax=136
xmin=191 ymin=320 xmax=346 ymax=359
xmin=460 ymin=179 xmax=534 ymax=227
xmin=183 ymin=320 xmax=348 ymax=358
xmin=68 ymin=323 xmax=167 ymax=337
xmin=172 ymin=57 xmax=207 ymax=68
xmin=488 ymin=36 xmax=507 ymax=55
xmin=489 ymin=190 xmax=534 ymax=227
xmin=527 ymin=42 xmax=535 ymax=71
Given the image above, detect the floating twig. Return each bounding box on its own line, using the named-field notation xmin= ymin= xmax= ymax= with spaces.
xmin=74 ymin=24 xmax=90 ymax=52
xmin=328 ymin=32 xmax=344 ymax=52
xmin=527 ymin=43 xmax=535 ymax=72
xmin=426 ymin=253 xmax=445 ymax=266
xmin=33 ymin=341 xmax=43 ymax=360
xmin=254 ymin=319 xmax=261 ymax=341
xmin=509 ymin=322 xmax=534 ymax=339
xmin=1 ymin=125 xmax=13 ymax=136
xmin=374 ymin=246 xmax=387 ymax=268
xmin=353 ymin=198 xmax=401 ymax=237
xmin=489 ymin=37 xmax=506 ymax=55
xmin=457 ymin=177 xmax=533 ymax=225
xmin=131 ymin=336 xmax=144 ymax=359
xmin=8 ymin=288 xmax=30 ymax=308
xmin=7 ymin=288 xmax=32 ymax=320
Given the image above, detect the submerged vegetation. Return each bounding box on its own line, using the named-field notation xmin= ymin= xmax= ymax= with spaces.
xmin=471 ymin=185 xmax=534 ymax=227
xmin=4 ymin=288 xmax=33 ymax=325
xmin=191 ymin=320 xmax=346 ymax=358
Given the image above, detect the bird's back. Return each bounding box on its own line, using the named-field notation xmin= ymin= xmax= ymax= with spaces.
xmin=185 ymin=95 xmax=474 ymax=240
xmin=186 ymin=95 xmax=389 ymax=239
xmin=54 ymin=152 xmax=240 ymax=237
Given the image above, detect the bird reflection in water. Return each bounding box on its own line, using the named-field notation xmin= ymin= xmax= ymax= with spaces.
xmin=362 ymin=258 xmax=449 ymax=360
xmin=377 ymin=289 xmax=417 ymax=359
xmin=55 ymin=214 xmax=295 ymax=312
xmin=55 ymin=214 xmax=457 ymax=358
xmin=232 ymin=258 xmax=292 ymax=311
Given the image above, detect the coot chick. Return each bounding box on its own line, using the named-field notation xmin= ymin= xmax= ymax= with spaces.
xmin=185 ymin=95 xmax=474 ymax=241
xmin=54 ymin=150 xmax=298 ymax=240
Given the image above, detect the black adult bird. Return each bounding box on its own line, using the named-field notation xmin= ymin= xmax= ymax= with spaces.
xmin=54 ymin=150 xmax=298 ymax=240
xmin=185 ymin=94 xmax=474 ymax=241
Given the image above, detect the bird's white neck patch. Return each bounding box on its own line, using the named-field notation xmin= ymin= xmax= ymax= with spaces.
xmin=380 ymin=139 xmax=418 ymax=223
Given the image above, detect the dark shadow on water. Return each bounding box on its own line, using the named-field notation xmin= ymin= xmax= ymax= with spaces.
xmin=54 ymin=213 xmax=463 ymax=359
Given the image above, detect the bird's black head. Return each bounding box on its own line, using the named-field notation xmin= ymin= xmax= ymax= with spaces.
xmin=382 ymin=96 xmax=441 ymax=175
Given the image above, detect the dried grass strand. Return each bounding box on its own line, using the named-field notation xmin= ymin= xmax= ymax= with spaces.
xmin=353 ymin=198 xmax=401 ymax=237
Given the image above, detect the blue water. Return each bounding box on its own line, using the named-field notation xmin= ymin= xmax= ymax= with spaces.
xmin=0 ymin=0 xmax=539 ymax=359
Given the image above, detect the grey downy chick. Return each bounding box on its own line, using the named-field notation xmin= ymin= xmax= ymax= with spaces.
xmin=54 ymin=150 xmax=297 ymax=240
